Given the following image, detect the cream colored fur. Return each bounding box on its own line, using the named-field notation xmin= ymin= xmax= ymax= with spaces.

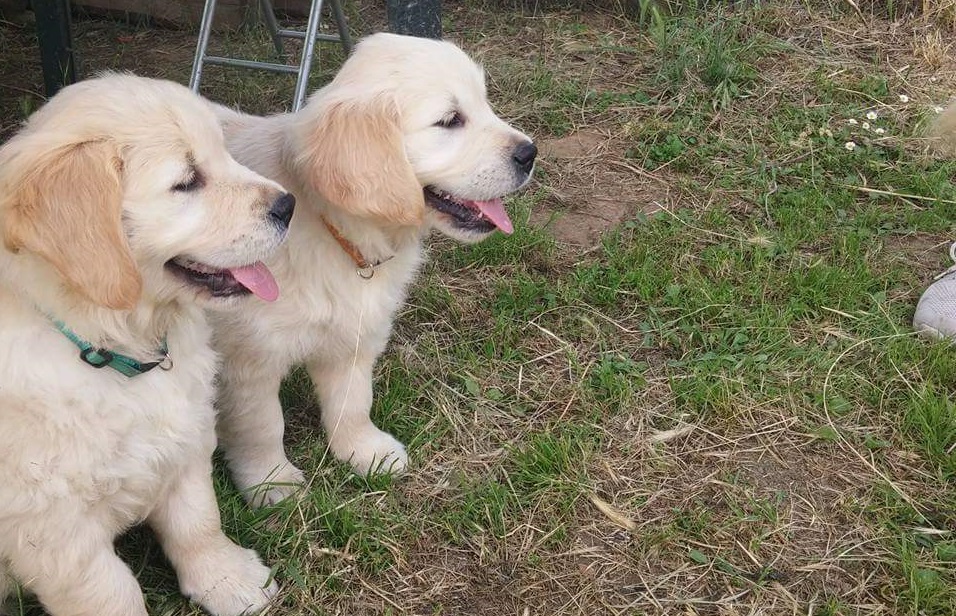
xmin=0 ymin=75 xmax=288 ymax=615
xmin=211 ymin=33 xmax=535 ymax=506
xmin=931 ymin=100 xmax=956 ymax=156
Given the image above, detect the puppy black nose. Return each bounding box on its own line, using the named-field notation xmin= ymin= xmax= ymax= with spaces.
xmin=269 ymin=192 xmax=296 ymax=228
xmin=512 ymin=141 xmax=537 ymax=175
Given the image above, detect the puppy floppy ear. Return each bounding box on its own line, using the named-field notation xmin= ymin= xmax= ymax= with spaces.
xmin=2 ymin=140 xmax=142 ymax=310
xmin=298 ymin=97 xmax=424 ymax=226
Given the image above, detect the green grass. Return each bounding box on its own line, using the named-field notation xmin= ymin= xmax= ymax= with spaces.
xmin=3 ymin=0 xmax=956 ymax=614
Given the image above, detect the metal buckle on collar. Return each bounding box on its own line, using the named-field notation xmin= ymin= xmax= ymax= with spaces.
xmin=79 ymin=347 xmax=113 ymax=368
xmin=356 ymin=255 xmax=394 ymax=280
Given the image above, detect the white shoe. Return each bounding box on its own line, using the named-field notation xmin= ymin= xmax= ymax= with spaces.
xmin=913 ymin=242 xmax=956 ymax=340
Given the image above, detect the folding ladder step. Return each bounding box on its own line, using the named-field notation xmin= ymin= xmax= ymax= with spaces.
xmin=201 ymin=56 xmax=300 ymax=73
xmin=276 ymin=30 xmax=343 ymax=42
xmin=189 ymin=0 xmax=352 ymax=111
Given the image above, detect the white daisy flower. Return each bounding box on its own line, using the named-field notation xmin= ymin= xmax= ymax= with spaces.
xmin=844 ymin=141 xmax=857 ymax=151
xmin=862 ymin=122 xmax=870 ymax=130
xmin=899 ymin=94 xmax=910 ymax=103
xmin=848 ymin=118 xmax=858 ymax=125
xmin=866 ymin=111 xmax=878 ymax=120
xmin=874 ymin=127 xmax=886 ymax=135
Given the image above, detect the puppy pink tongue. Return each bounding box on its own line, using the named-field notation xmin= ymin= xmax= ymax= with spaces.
xmin=470 ymin=198 xmax=514 ymax=235
xmin=228 ymin=262 xmax=279 ymax=302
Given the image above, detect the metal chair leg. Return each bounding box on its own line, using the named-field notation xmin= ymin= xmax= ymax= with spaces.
xmin=329 ymin=0 xmax=352 ymax=53
xmin=292 ymin=0 xmax=324 ymax=112
xmin=259 ymin=0 xmax=286 ymax=60
xmin=189 ymin=0 xmax=219 ymax=92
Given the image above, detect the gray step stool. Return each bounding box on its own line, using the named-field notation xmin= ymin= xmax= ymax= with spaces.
xmin=189 ymin=0 xmax=352 ymax=111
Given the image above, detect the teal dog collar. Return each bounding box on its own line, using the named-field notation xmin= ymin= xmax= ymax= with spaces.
xmin=52 ymin=319 xmax=171 ymax=377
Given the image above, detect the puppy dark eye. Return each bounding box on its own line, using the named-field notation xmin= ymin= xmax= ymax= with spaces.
xmin=436 ymin=112 xmax=464 ymax=129
xmin=172 ymin=170 xmax=203 ymax=192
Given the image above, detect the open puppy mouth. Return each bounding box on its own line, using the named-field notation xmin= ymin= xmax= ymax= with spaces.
xmin=164 ymin=257 xmax=279 ymax=302
xmin=424 ymin=186 xmax=514 ymax=235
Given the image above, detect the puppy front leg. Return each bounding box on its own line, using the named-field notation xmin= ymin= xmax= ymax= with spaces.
xmin=148 ymin=457 xmax=278 ymax=616
xmin=217 ymin=361 xmax=304 ymax=507
xmin=7 ymin=536 xmax=147 ymax=616
xmin=308 ymin=355 xmax=408 ymax=476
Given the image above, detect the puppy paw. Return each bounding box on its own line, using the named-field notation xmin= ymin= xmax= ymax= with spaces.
xmin=181 ymin=544 xmax=278 ymax=616
xmin=232 ymin=460 xmax=305 ymax=508
xmin=330 ymin=427 xmax=408 ymax=476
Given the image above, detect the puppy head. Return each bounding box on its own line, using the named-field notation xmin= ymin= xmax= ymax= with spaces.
xmin=0 ymin=74 xmax=293 ymax=312
xmin=297 ymin=33 xmax=536 ymax=242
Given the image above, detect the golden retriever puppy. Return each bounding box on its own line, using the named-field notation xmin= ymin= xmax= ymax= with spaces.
xmin=0 ymin=74 xmax=294 ymax=615
xmin=212 ymin=33 xmax=536 ymax=506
